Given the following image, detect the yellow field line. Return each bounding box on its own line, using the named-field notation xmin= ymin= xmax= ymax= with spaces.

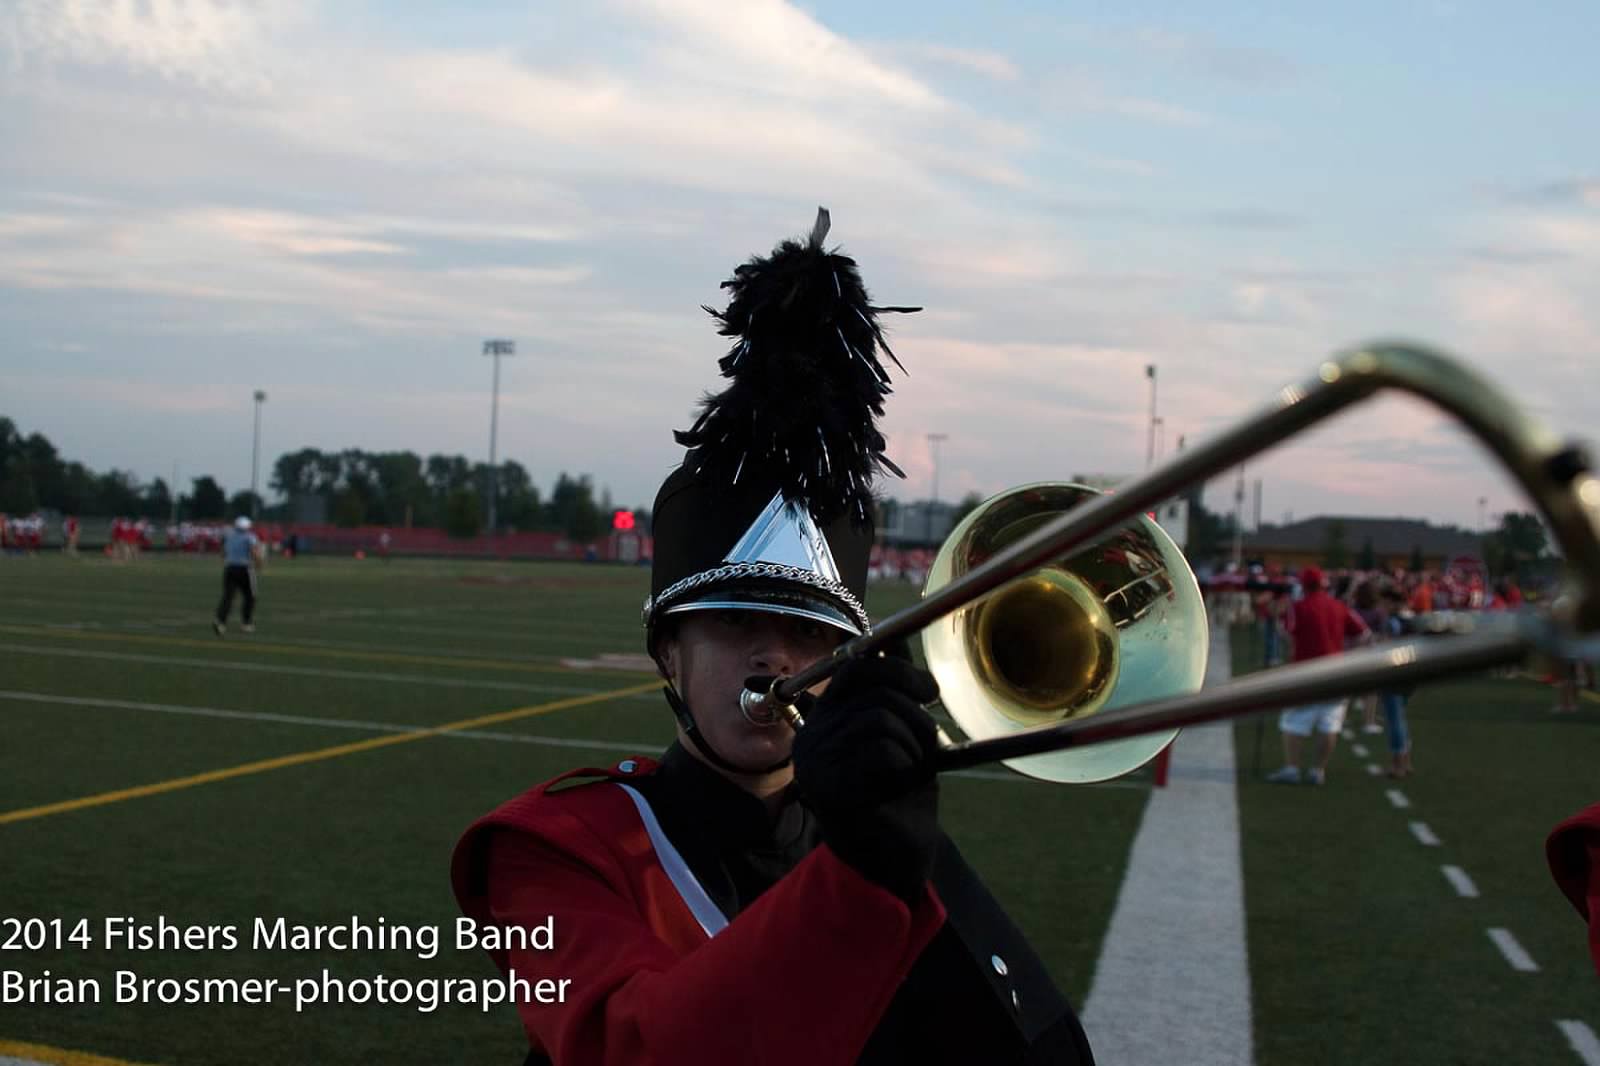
xmin=0 ymin=1039 xmax=157 ymax=1066
xmin=0 ymin=623 xmax=646 ymax=679
xmin=0 ymin=679 xmax=662 ymax=826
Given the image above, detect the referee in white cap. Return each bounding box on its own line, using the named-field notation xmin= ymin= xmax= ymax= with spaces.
xmin=213 ymin=516 xmax=261 ymax=636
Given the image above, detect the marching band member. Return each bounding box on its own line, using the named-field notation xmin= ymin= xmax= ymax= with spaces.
xmin=454 ymin=211 xmax=1093 ymax=1065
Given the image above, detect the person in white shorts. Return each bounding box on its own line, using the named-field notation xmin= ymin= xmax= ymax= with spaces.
xmin=1267 ymin=566 xmax=1370 ymax=785
xmin=1270 ymin=701 xmax=1349 ymax=785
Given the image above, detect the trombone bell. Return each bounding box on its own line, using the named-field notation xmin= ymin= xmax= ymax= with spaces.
xmin=922 ymin=482 xmax=1209 ymax=783
xmin=967 ymin=569 xmax=1119 ymax=725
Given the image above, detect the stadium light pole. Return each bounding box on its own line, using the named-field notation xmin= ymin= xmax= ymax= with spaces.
xmin=1145 ymin=364 xmax=1158 ymax=470
xmin=483 ymin=340 xmax=516 ymax=535
xmin=926 ymin=432 xmax=948 ymax=546
xmin=1232 ymin=463 xmax=1246 ymax=569
xmin=251 ymin=390 xmax=267 ymax=520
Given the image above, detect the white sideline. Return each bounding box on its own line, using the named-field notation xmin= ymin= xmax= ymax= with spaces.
xmin=1486 ymin=927 xmax=1539 ymax=972
xmin=1409 ymin=821 xmax=1441 ymax=846
xmin=3 ymin=643 xmax=641 ymax=698
xmin=1558 ymin=1020 xmax=1600 ymax=1066
xmin=1440 ymin=865 xmax=1479 ymax=898
xmin=1081 ymin=625 xmax=1252 ymax=1066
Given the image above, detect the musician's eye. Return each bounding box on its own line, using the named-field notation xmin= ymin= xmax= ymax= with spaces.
xmin=797 ymin=620 xmax=829 ymax=641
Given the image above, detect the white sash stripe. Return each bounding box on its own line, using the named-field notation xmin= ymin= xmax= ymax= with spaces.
xmin=617 ymin=783 xmax=729 ymax=938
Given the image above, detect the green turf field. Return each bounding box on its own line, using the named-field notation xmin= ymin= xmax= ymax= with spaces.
xmin=1 ymin=554 xmax=1147 ymax=1065
xmin=3 ymin=556 xmax=1595 ymax=1064
xmin=1232 ymin=625 xmax=1599 ymax=1066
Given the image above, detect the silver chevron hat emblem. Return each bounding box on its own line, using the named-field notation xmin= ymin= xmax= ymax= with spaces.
xmin=723 ymin=491 xmax=841 ymax=583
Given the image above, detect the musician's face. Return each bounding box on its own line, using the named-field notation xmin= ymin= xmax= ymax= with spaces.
xmin=659 ymin=609 xmax=842 ymax=777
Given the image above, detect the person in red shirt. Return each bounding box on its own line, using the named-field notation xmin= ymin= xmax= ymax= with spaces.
xmin=1267 ymin=566 xmax=1372 ymax=785
xmin=1409 ymin=574 xmax=1435 ymax=614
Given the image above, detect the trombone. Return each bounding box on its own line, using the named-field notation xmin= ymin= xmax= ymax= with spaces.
xmin=741 ymin=342 xmax=1600 ymax=781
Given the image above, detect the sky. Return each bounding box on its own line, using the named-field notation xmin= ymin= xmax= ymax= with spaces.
xmin=3 ymin=0 xmax=1598 ymax=531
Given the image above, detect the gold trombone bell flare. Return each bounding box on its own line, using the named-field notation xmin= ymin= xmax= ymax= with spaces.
xmin=921 ymin=483 xmax=1209 ymax=783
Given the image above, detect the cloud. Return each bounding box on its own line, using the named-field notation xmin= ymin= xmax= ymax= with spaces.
xmin=1497 ymin=177 xmax=1600 ymax=208
xmin=1102 ymin=96 xmax=1216 ymax=128
xmin=10 ymin=0 xmax=1019 ymax=220
xmin=1069 ymin=151 xmax=1158 ymax=178
xmin=2 ymin=0 xmax=1591 ymax=532
xmin=19 ymin=373 xmax=247 ymax=415
xmin=1438 ymin=204 xmax=1600 ymax=382
xmin=1128 ymin=28 xmax=1300 ymax=86
xmin=0 ymin=203 xmax=599 ymax=341
xmin=438 ymin=266 xmax=593 ymax=286
xmin=197 ymin=209 xmax=410 ymax=257
xmin=6 ymin=0 xmax=301 ymax=94
xmin=1199 ymin=209 xmax=1301 ymax=231
xmin=889 ymin=42 xmax=1021 ymax=82
xmin=1031 ymin=69 xmax=1264 ymax=141
xmin=624 ymin=0 xmax=943 ymax=109
xmin=1462 ymin=245 xmax=1571 ymax=266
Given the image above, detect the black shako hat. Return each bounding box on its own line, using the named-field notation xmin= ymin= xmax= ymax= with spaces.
xmin=643 ymin=208 xmax=917 ymax=650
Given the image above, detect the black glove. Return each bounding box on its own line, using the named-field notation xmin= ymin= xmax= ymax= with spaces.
xmin=791 ymin=643 xmax=941 ymax=903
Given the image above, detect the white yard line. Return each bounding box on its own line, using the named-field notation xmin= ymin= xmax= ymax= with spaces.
xmin=2 ymin=643 xmax=638 ymax=698
xmin=1352 ymin=743 xmax=1369 ymax=757
xmin=1557 ymin=1020 xmax=1600 ymax=1066
xmin=1440 ymin=865 xmax=1480 ymax=898
xmin=0 ymin=690 xmax=646 ymax=751
xmin=0 ymin=689 xmax=1051 ymax=786
xmin=1386 ymin=789 xmax=1410 ymax=809
xmin=1409 ymin=821 xmax=1441 ymax=846
xmin=1081 ymin=625 xmax=1252 ymax=1066
xmin=16 ymin=623 xmax=593 ymax=665
xmin=1486 ymin=927 xmax=1539 ymax=972
xmin=1366 ymin=763 xmax=1382 ymax=776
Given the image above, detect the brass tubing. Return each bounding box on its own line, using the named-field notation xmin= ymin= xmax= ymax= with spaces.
xmin=745 ymin=343 xmax=1599 ymax=773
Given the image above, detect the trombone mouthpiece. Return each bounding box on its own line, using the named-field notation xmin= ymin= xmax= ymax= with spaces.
xmin=739 ymin=686 xmax=777 ymax=726
xmin=740 ymin=677 xmax=806 ymax=730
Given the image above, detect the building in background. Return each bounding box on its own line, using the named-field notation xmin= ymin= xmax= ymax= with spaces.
xmin=1240 ymin=516 xmax=1480 ymax=572
xmin=879 ymin=499 xmax=958 ymax=547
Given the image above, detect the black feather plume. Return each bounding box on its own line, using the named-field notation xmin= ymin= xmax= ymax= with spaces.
xmin=675 ymin=207 xmax=918 ymax=525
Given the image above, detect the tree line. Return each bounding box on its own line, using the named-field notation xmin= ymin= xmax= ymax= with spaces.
xmin=0 ymin=417 xmax=638 ymax=540
xmin=269 ymin=447 xmax=637 ymax=540
xmin=0 ymin=416 xmax=198 ymax=519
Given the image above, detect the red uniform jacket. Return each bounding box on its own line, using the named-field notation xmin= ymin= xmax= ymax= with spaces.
xmin=1547 ymin=801 xmax=1600 ymax=977
xmin=452 ymin=759 xmax=948 ymax=1065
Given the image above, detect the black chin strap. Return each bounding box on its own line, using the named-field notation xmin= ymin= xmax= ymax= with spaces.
xmin=662 ymin=683 xmax=792 ymax=776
